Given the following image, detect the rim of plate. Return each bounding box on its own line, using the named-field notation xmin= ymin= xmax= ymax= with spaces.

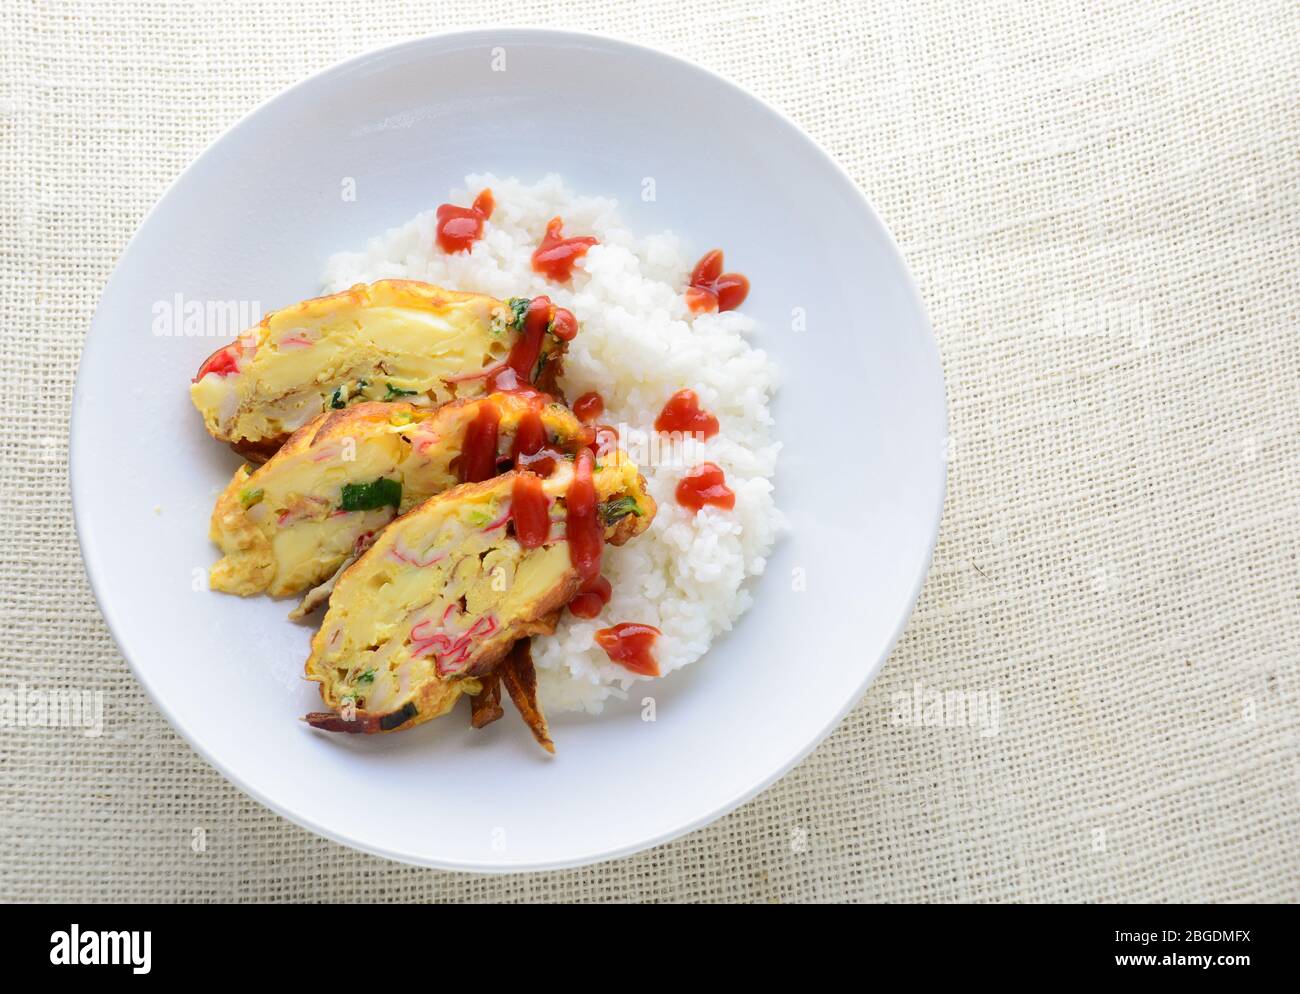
xmin=70 ymin=27 xmax=948 ymax=872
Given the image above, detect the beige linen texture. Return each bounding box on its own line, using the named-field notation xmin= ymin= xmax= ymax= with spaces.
xmin=1 ymin=0 xmax=1297 ymax=903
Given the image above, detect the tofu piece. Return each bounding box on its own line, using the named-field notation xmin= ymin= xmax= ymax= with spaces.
xmin=190 ymin=280 xmax=565 ymax=460
xmin=303 ymin=452 xmax=655 ymax=735
xmin=207 ymin=393 xmax=588 ymax=598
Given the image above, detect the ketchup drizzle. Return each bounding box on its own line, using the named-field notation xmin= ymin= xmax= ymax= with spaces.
xmin=594 ymin=623 xmax=661 ymax=676
xmin=685 ymin=249 xmax=749 ymax=313
xmin=510 ymin=408 xmax=546 ymax=461
xmin=568 ymin=575 xmax=612 ymax=619
xmin=510 ymin=472 xmax=550 ymax=549
xmin=435 ymin=188 xmax=494 ymax=254
xmin=654 ymin=389 xmax=719 ymax=439
xmin=675 ymin=462 xmax=735 ymax=511
xmin=458 ymin=402 xmax=501 ymax=483
xmin=565 ymin=449 xmax=602 ymax=583
xmin=510 ymin=407 xmax=561 ymax=477
xmin=492 ymin=296 xmax=552 ymax=389
xmin=532 ymin=217 xmax=598 ymax=282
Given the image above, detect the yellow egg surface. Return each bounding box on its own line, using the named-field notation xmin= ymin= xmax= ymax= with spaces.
xmin=206 ymin=393 xmax=588 ymax=598
xmin=304 ymin=453 xmax=655 ymax=735
xmin=189 ymin=280 xmax=565 ymax=460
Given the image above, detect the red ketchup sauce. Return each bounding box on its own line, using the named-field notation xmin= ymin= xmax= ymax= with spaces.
xmin=565 ymin=449 xmax=602 ymax=584
xmin=654 ymin=389 xmax=719 ymax=439
xmin=516 ymin=446 xmax=564 ymax=478
xmin=573 ymin=391 xmax=604 ymax=423
xmin=510 ymin=408 xmax=546 ymax=461
xmin=568 ymin=575 xmax=611 ymax=619
xmin=490 ymin=296 xmax=566 ymax=390
xmin=676 ymin=462 xmax=735 ymax=511
xmin=479 ymin=297 xmax=578 ymax=393
xmin=510 ymin=408 xmax=561 ymax=477
xmin=458 ymin=402 xmax=501 ymax=482
xmin=510 ymin=472 xmax=550 ymax=549
xmin=685 ymin=249 xmax=749 ymax=313
xmin=548 ymin=306 xmax=579 ymax=341
xmin=435 ymin=188 xmax=494 ymax=254
xmin=532 ymin=217 xmax=598 ymax=281
xmin=594 ymin=623 xmax=661 ymax=676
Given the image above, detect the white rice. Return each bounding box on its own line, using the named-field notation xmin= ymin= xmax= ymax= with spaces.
xmin=321 ymin=174 xmax=782 ymax=712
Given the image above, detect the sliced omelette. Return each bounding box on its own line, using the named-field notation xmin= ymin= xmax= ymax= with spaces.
xmin=208 ymin=393 xmax=588 ymax=600
xmin=303 ymin=450 xmax=654 ymax=738
xmin=190 ymin=280 xmax=569 ymax=460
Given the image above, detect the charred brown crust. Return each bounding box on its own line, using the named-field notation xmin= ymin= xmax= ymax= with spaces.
xmin=470 ymin=674 xmax=505 ymax=728
xmin=304 ymin=684 xmax=467 ymax=735
xmin=500 ymin=639 xmax=554 ymax=754
xmin=228 ymin=434 xmax=286 ymax=464
xmin=304 ymin=710 xmax=382 ymax=734
xmin=534 ymin=351 xmax=565 ymax=401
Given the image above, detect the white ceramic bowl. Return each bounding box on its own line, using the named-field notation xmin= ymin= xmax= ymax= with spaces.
xmin=71 ymin=29 xmax=946 ymax=870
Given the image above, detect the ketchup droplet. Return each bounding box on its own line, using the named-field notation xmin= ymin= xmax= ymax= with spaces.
xmin=510 ymin=472 xmax=550 ymax=549
xmin=565 ymin=449 xmax=602 ymax=583
xmin=654 ymin=389 xmax=719 ymax=439
xmin=675 ymin=462 xmax=735 ymax=511
xmin=532 ymin=216 xmax=598 ymax=281
xmin=595 ymin=623 xmax=661 ymax=676
xmin=458 ymin=402 xmax=501 ymax=482
xmin=435 ymin=188 xmax=494 ymax=254
xmin=573 ymin=391 xmax=604 ymax=423
xmin=568 ymin=574 xmax=611 ymax=619
xmin=686 ymin=249 xmax=749 ymax=313
xmin=548 ymin=306 xmax=579 ymax=341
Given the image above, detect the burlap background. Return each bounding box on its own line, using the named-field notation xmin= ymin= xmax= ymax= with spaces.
xmin=1 ymin=0 xmax=1297 ymax=903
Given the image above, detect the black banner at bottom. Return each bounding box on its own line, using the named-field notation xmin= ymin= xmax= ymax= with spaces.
xmin=5 ymin=906 xmax=1287 ymax=980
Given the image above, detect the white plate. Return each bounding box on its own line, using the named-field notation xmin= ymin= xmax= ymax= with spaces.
xmin=71 ymin=29 xmax=946 ymax=871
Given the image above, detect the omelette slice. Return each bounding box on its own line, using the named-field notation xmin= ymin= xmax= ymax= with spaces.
xmin=303 ymin=450 xmax=654 ymax=738
xmin=190 ymin=280 xmax=570 ymax=461
xmin=207 ymin=393 xmax=588 ymax=599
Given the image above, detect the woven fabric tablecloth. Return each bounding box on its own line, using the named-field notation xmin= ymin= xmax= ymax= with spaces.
xmin=2 ymin=0 xmax=1297 ymax=903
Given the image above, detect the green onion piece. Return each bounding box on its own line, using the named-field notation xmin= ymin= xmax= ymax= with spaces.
xmin=507 ymin=297 xmax=530 ymax=332
xmin=598 ymin=495 xmax=642 ymax=527
xmin=383 ymin=383 xmax=419 ymax=401
xmin=339 ymin=477 xmax=402 ymax=512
